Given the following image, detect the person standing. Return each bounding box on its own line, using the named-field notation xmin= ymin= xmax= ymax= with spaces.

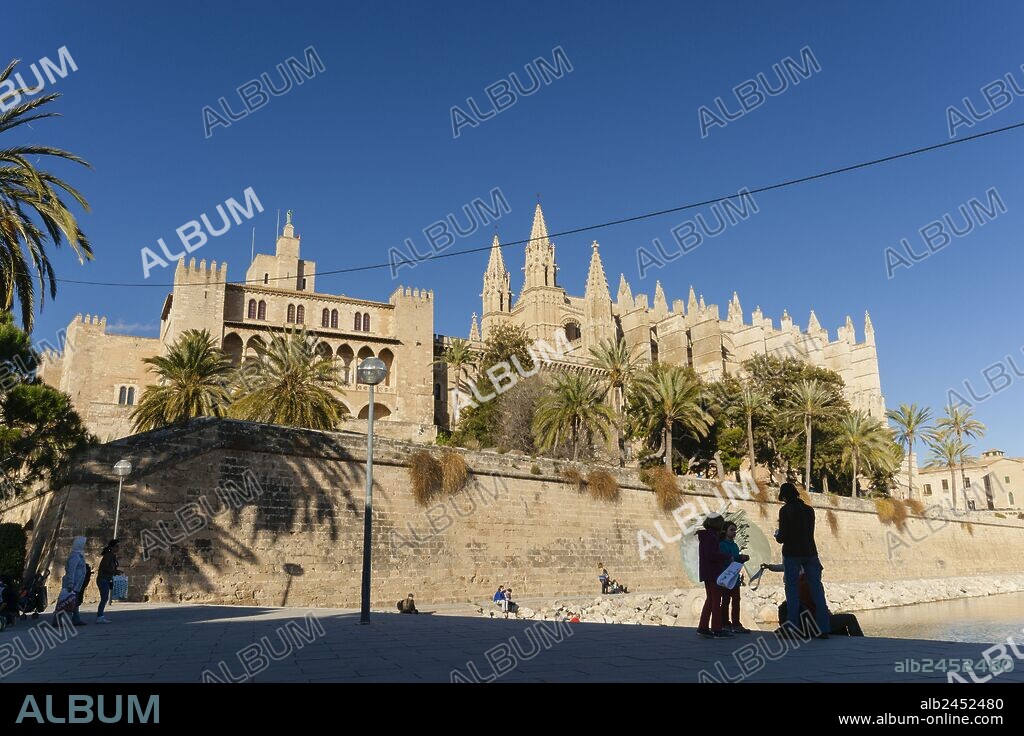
xmin=62 ymin=536 xmax=88 ymax=627
xmin=775 ymin=483 xmax=830 ymax=639
xmin=96 ymin=539 xmax=120 ymax=624
xmin=598 ymin=564 xmax=610 ymax=594
xmin=696 ymin=514 xmax=731 ymax=639
xmin=719 ymin=522 xmax=751 ymax=633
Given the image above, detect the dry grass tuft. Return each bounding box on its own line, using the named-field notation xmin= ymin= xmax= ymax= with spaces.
xmin=826 ymin=509 xmax=839 ymax=536
xmin=561 ymin=468 xmax=586 ymax=493
xmin=642 ymin=465 xmax=683 ymax=511
xmin=827 ymin=493 xmax=840 ymax=507
xmin=875 ymin=497 xmax=908 ymax=531
xmin=586 ymin=470 xmax=620 ymax=502
xmin=906 ymin=498 xmax=926 ymax=516
xmin=409 ymin=451 xmax=442 ymax=506
xmin=440 ymin=450 xmax=470 ymax=496
xmin=965 ymin=521 xmax=975 ymax=536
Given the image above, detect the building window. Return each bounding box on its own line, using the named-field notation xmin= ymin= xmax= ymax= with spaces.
xmin=923 ymin=484 xmax=932 ymax=496
xmin=362 ymin=313 xmax=370 ymax=332
xmin=322 ymin=309 xmax=330 ymax=327
xmin=247 ymin=300 xmax=257 ymax=319
xmin=257 ymin=301 xmax=266 ymax=320
xmin=287 ymin=304 xmax=296 ymax=323
xmin=964 ymin=477 xmax=971 ymax=488
xmin=263 ymin=273 xmax=269 ymax=285
xmin=301 ymin=278 xmax=307 ymax=290
xmin=434 ymin=383 xmax=441 ymax=400
xmin=330 ymin=309 xmax=338 ymax=329
xmin=126 ymin=387 xmax=135 ymax=406
xmin=1010 ymin=492 xmax=1015 ymax=506
xmin=1006 ymin=476 xmax=1011 ymax=484
xmin=941 ymin=479 xmax=949 ymax=491
xmin=354 ymin=313 xmax=362 ymax=331
xmin=118 ymin=386 xmax=127 ymax=405
xmin=296 ymin=305 xmax=305 ymax=324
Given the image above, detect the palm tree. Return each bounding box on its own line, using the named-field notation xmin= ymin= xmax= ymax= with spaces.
xmin=228 ymin=330 xmax=348 ymax=430
xmin=783 ymin=379 xmax=842 ymax=491
xmin=734 ymin=383 xmax=767 ymax=478
xmin=935 ymin=405 xmax=986 ymax=500
xmin=630 ymin=364 xmax=712 ymax=470
xmin=532 ymin=370 xmax=613 ymax=460
xmin=887 ymin=403 xmax=932 ymax=501
xmin=926 ymin=433 xmax=969 ymax=510
xmin=1 ymin=60 xmax=92 ymax=329
xmin=131 ymin=329 xmax=233 ymax=431
xmin=588 ymin=337 xmax=639 ymax=466
xmin=840 ymin=411 xmax=896 ymax=497
xmin=433 ymin=338 xmax=475 ymax=425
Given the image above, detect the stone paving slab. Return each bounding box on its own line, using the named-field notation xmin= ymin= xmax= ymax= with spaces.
xmin=2 ymin=603 xmax=1021 ymax=684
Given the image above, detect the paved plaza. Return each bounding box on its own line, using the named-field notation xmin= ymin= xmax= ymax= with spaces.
xmin=3 ymin=603 xmax=1020 ymax=683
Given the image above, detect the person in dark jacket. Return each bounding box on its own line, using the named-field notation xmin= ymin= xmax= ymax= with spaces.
xmin=775 ymin=483 xmax=830 ymax=638
xmin=397 ymin=593 xmax=419 ymax=614
xmin=96 ymin=539 xmax=120 ymax=624
xmin=696 ymin=514 xmax=731 ymax=639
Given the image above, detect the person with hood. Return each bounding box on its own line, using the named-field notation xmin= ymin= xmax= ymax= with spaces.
xmin=62 ymin=536 xmax=88 ymax=626
xmin=696 ymin=514 xmax=731 ymax=639
xmin=96 ymin=539 xmax=120 ymax=624
xmin=775 ymin=483 xmax=830 ymax=639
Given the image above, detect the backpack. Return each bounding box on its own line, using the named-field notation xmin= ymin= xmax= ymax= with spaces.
xmin=79 ymin=564 xmax=93 ymax=597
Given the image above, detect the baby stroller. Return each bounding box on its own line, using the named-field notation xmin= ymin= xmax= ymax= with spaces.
xmin=18 ymin=569 xmax=49 ymax=620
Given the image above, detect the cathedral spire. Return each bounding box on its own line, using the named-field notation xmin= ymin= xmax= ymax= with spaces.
xmin=469 ymin=312 xmax=480 ymax=342
xmin=687 ymin=286 xmax=698 ymax=314
xmin=617 ymin=273 xmax=634 ymax=307
xmin=808 ymin=309 xmax=822 ymax=333
xmin=524 ymin=202 xmax=557 ymax=289
xmin=584 ymin=241 xmax=610 ymax=302
xmin=864 ymin=310 xmax=875 ymax=346
xmin=652 ymin=281 xmax=668 ymax=318
xmin=485 ymin=232 xmax=506 ymax=277
xmin=727 ymin=291 xmax=743 ymax=323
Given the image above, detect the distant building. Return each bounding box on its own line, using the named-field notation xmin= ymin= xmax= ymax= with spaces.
xmin=915 ymin=449 xmax=1023 ymax=510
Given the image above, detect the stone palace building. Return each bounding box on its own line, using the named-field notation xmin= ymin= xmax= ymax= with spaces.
xmin=40 ymin=205 xmax=885 ymax=441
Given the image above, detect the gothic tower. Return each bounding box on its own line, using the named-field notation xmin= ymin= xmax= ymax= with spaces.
xmin=480 ymin=233 xmax=512 ymax=339
xmin=582 ymin=241 xmax=615 ymax=351
xmin=516 ymin=203 xmax=564 ymax=342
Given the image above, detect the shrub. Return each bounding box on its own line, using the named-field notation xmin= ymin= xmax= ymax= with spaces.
xmin=825 ymin=509 xmax=839 ymax=536
xmin=561 ymin=468 xmax=586 ymax=493
xmin=0 ymin=523 xmax=27 ymax=581
xmin=440 ymin=450 xmax=470 ymax=496
xmin=827 ymin=493 xmax=840 ymax=507
xmin=906 ymin=498 xmax=926 ymax=516
xmin=642 ymin=465 xmax=682 ymax=512
xmin=586 ymin=470 xmax=620 ymax=502
xmin=409 ymin=451 xmax=442 ymax=506
xmin=530 ymin=464 xmax=541 ymax=475
xmin=994 ymin=512 xmax=1006 ymax=519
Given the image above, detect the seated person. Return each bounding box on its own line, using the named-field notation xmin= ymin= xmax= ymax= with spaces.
xmin=504 ymin=588 xmax=519 ymax=614
xmin=493 ymin=585 xmax=508 ymax=612
xmin=764 ymin=564 xmax=863 ymax=637
xmin=609 ymin=579 xmax=630 ymax=594
xmin=397 ymin=593 xmax=419 ymax=614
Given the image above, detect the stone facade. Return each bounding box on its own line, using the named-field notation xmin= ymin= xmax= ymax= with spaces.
xmin=40 ymin=213 xmax=436 ymax=441
xmin=5 ymin=419 xmax=1021 ymax=611
xmin=912 ymin=449 xmax=1024 ymax=510
xmin=476 ymin=203 xmax=886 ymax=418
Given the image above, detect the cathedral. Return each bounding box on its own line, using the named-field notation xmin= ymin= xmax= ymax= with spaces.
xmin=464 ymin=202 xmax=885 ymax=419
xmin=39 ymin=205 xmax=884 ymax=443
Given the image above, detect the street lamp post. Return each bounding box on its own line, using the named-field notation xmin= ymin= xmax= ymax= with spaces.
xmin=112 ymin=459 xmax=132 ymax=539
xmin=356 ymin=357 xmax=388 ymax=624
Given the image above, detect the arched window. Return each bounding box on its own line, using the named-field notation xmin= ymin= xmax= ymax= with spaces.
xmin=263 ymin=273 xmax=269 ymax=284
xmin=118 ymin=386 xmax=127 ymax=405
xmin=322 ymin=309 xmax=330 ymax=327
xmin=362 ymin=313 xmax=370 ymax=332
xmin=354 ymin=313 xmax=362 ymax=331
xmin=296 ymin=305 xmax=305 ymax=324
xmin=287 ymin=304 xmax=296 ymax=323
xmin=247 ymin=300 xmax=257 ymax=319
xmin=126 ymin=387 xmax=135 ymax=406
xmin=330 ymin=309 xmax=338 ymax=329
xmin=257 ymin=301 xmax=266 ymax=320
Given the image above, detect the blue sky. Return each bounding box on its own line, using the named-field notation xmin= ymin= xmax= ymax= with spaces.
xmin=9 ymin=0 xmax=1024 ymax=453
